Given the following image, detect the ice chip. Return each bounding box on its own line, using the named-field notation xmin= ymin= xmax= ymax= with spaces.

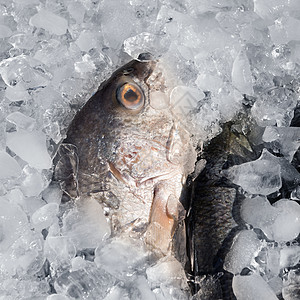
xmin=47 ymin=295 xmax=70 ymax=300
xmin=29 ymin=9 xmax=68 ymax=36
xmin=95 ymin=237 xmax=149 ymax=279
xmin=224 ymin=149 xmax=282 ymax=195
xmin=101 ymin=1 xmax=140 ymax=49
xmin=8 ymin=33 xmax=36 ymax=50
xmin=6 ymin=129 xmax=52 ymax=169
xmin=6 ymin=111 xmax=36 ymax=130
xmin=0 ymin=56 xmax=51 ymax=89
xmin=271 ymin=199 xmax=300 ymax=242
xmin=241 ymin=196 xmax=278 ymax=239
xmin=67 ymin=1 xmax=85 ymax=24
xmin=146 ymin=256 xmax=189 ymax=298
xmin=0 ymin=25 xmax=12 ymax=38
xmin=262 ymin=126 xmax=300 ymax=162
xmin=224 ymin=230 xmax=262 ymax=274
xmin=233 ymin=273 xmax=278 ymax=300
xmin=170 ymin=85 xmax=204 ymax=132
xmin=44 ymin=236 xmax=76 ymax=269
xmin=4 ymin=82 xmax=30 ymax=102
xmin=0 ymin=197 xmax=29 ymax=252
xmin=74 ymin=54 xmax=96 ymax=74
xmin=54 ymin=262 xmax=115 ymax=299
xmin=62 ymin=197 xmax=111 ymax=249
xmin=282 ymin=269 xmax=300 ymax=300
xmin=269 ymin=16 xmax=300 ymax=45
xmin=254 ymin=0 xmax=285 ymax=21
xmin=231 ymin=50 xmax=254 ymax=96
xmin=124 ymin=32 xmax=167 ymax=59
xmin=0 ymin=151 xmax=22 ymax=179
xmin=102 ymin=286 xmax=128 ymax=300
xmin=280 ymin=246 xmax=300 ymax=269
xmin=31 ymin=203 xmax=59 ymax=231
xmin=20 ymin=165 xmax=48 ymax=197
xmin=42 ymin=183 xmax=62 ymax=205
xmin=75 ymin=30 xmax=99 ymax=52
xmin=251 ymin=85 xmax=298 ymax=127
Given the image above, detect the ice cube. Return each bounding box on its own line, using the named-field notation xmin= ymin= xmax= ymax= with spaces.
xmin=282 ymin=269 xmax=300 ymax=300
xmin=257 ymin=149 xmax=300 ymax=184
xmin=20 ymin=165 xmax=48 ymax=197
xmin=146 ymin=256 xmax=189 ymax=292
xmin=29 ymin=9 xmax=68 ymax=36
xmin=47 ymin=294 xmax=70 ymax=300
xmin=74 ymin=54 xmax=96 ymax=74
xmin=233 ymin=273 xmax=278 ymax=300
xmin=75 ymin=30 xmax=100 ymax=52
xmin=6 ymin=188 xmax=25 ymax=207
xmin=95 ymin=237 xmax=149 ymax=279
xmin=102 ymin=286 xmax=129 ymax=300
xmin=254 ymin=0 xmax=286 ymax=22
xmin=4 ymin=82 xmax=31 ymax=102
xmin=224 ymin=230 xmax=262 ymax=274
xmin=271 ymin=199 xmax=300 ymax=242
xmin=42 ymin=183 xmax=62 ymax=205
xmin=231 ymin=49 xmax=254 ymax=96
xmin=269 ymin=16 xmax=300 ymax=45
xmin=31 ymin=203 xmax=59 ymax=231
xmin=62 ymin=197 xmax=111 ymax=249
xmin=6 ymin=111 xmax=36 ymax=130
xmin=0 ymin=25 xmax=12 ymax=38
xmin=262 ymin=126 xmax=300 ymax=162
xmin=44 ymin=236 xmax=76 ymax=270
xmin=0 ymin=197 xmax=29 ymax=252
xmin=0 ymin=150 xmax=22 ymax=179
xmin=8 ymin=33 xmax=36 ymax=50
xmin=0 ymin=56 xmax=51 ymax=89
xmin=170 ymin=85 xmax=204 ymax=116
xmin=266 ymin=247 xmax=281 ymax=276
xmin=6 ymin=129 xmax=52 ymax=169
xmin=54 ymin=261 xmax=115 ymax=299
xmin=241 ymin=196 xmax=278 ymax=239
xmin=133 ymin=276 xmax=156 ymax=300
xmin=280 ymin=246 xmax=300 ymax=269
xmin=251 ymin=86 xmax=298 ymax=127
xmin=223 ymin=149 xmax=282 ymax=195
xmin=100 ymin=1 xmax=140 ymax=49
xmin=124 ymin=32 xmax=167 ymax=59
xmin=67 ymin=1 xmax=85 ymax=24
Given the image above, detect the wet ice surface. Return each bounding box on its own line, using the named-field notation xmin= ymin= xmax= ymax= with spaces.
xmin=0 ymin=0 xmax=299 ymax=300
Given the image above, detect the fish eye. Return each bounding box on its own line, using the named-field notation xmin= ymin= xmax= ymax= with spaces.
xmin=116 ymin=82 xmax=144 ymax=110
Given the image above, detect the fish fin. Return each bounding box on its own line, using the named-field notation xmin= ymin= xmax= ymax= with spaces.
xmin=145 ymin=185 xmax=178 ymax=255
xmin=53 ymin=143 xmax=79 ymax=200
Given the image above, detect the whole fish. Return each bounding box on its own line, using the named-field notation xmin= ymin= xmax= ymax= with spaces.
xmin=54 ymin=55 xmax=197 ymax=256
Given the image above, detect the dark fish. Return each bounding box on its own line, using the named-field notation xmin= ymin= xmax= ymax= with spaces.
xmin=188 ymin=121 xmax=257 ymax=300
xmin=54 ymin=56 xmax=197 ymax=257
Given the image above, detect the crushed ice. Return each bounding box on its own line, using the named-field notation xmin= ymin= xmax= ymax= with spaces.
xmin=0 ymin=0 xmax=299 ymax=299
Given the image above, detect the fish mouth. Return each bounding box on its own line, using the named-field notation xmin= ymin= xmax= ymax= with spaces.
xmin=136 ymin=52 xmax=154 ymax=62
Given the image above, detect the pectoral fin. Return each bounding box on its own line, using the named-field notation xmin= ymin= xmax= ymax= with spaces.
xmin=145 ymin=185 xmax=179 ymax=254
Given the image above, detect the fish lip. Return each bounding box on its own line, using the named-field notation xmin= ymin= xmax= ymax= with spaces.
xmin=136 ymin=52 xmax=154 ymax=62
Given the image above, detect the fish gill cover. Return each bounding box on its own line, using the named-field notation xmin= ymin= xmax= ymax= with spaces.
xmin=0 ymin=0 xmax=299 ymax=300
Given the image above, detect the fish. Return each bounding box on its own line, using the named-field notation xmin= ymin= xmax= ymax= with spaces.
xmin=188 ymin=120 xmax=257 ymax=300
xmin=53 ymin=54 xmax=197 ymax=257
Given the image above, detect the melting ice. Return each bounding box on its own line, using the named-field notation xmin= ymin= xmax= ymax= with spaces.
xmin=0 ymin=0 xmax=299 ymax=300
